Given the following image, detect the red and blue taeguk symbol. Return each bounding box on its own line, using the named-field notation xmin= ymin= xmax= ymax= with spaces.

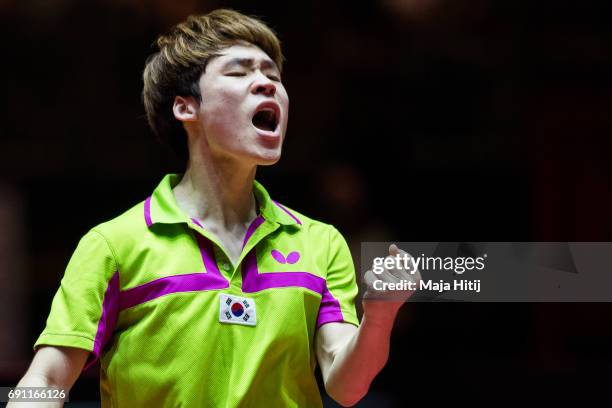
xmin=231 ymin=302 xmax=244 ymax=317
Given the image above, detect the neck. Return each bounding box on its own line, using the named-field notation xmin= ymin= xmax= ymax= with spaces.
xmin=173 ymin=150 xmax=258 ymax=229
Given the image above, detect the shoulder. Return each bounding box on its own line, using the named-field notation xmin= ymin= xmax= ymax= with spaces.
xmin=275 ymin=201 xmax=339 ymax=231
xmin=85 ymin=199 xmax=148 ymax=258
xmin=93 ymin=199 xmax=146 ymax=234
xmin=255 ymin=179 xmax=343 ymax=239
xmin=271 ymin=201 xmax=348 ymax=248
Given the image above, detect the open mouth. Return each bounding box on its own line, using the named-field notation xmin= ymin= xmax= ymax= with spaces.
xmin=252 ymin=107 xmax=279 ymax=132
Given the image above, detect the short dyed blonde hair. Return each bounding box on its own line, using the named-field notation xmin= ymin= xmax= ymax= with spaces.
xmin=142 ymin=9 xmax=284 ymax=163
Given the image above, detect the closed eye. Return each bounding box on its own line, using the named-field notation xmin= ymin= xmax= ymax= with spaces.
xmin=226 ymin=72 xmax=246 ymax=77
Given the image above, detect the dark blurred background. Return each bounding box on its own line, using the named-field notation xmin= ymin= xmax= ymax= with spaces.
xmin=1 ymin=0 xmax=611 ymax=406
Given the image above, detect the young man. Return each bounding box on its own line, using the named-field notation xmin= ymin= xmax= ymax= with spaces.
xmin=12 ymin=9 xmax=416 ymax=407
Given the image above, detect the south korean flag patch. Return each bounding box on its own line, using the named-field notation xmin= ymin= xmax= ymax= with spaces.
xmin=219 ymin=293 xmax=257 ymax=326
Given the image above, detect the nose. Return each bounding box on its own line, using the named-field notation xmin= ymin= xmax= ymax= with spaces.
xmin=250 ymin=73 xmax=276 ymax=97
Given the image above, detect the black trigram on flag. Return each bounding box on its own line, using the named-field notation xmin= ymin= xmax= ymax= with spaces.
xmin=243 ymin=313 xmax=250 ymax=321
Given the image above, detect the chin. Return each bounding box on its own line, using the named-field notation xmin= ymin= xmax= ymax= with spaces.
xmin=257 ymin=155 xmax=282 ymax=166
xmin=254 ymin=149 xmax=282 ymax=166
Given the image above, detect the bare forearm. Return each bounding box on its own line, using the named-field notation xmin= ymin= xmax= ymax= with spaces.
xmin=322 ymin=243 xmax=418 ymax=406
xmin=325 ymin=313 xmax=396 ymax=406
xmin=7 ymin=373 xmax=65 ymax=408
xmin=6 ymin=346 xmax=87 ymax=408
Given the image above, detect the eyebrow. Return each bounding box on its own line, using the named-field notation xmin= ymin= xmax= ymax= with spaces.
xmin=221 ymin=57 xmax=280 ymax=73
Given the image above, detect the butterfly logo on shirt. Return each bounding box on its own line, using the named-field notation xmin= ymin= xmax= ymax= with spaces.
xmin=271 ymin=249 xmax=301 ymax=264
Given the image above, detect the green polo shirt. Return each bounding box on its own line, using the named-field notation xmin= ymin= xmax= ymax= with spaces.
xmin=35 ymin=174 xmax=359 ymax=407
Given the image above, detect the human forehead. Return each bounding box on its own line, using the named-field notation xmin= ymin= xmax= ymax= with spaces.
xmin=207 ymin=44 xmax=279 ymax=72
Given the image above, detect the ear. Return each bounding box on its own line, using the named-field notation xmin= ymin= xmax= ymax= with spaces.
xmin=173 ymin=96 xmax=199 ymax=123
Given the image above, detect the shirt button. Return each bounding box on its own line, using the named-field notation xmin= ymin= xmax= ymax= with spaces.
xmin=222 ymin=262 xmax=231 ymax=271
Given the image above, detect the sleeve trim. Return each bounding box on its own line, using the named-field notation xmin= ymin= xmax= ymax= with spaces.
xmin=34 ymin=333 xmax=94 ymax=352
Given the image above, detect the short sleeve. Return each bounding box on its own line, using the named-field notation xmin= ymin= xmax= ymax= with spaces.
xmin=316 ymin=227 xmax=359 ymax=328
xmin=34 ymin=229 xmax=120 ymax=369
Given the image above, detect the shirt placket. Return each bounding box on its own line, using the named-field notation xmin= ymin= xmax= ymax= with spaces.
xmin=189 ymin=217 xmax=280 ymax=285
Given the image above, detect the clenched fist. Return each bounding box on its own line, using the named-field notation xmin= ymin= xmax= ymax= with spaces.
xmin=362 ymin=244 xmax=421 ymax=317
